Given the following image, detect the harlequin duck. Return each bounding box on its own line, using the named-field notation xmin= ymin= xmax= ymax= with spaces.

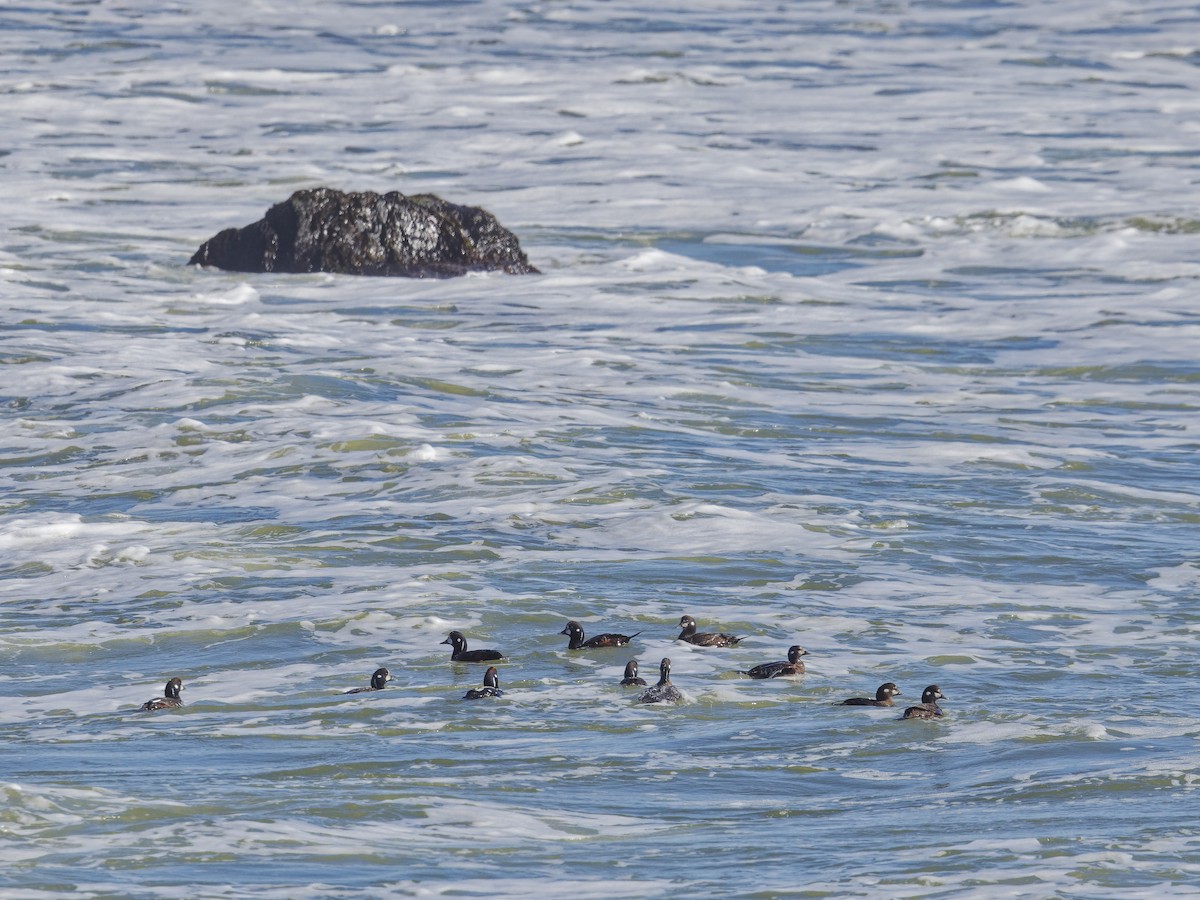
xmin=560 ymin=620 xmax=641 ymax=650
xmin=744 ymin=645 xmax=808 ymax=679
xmin=902 ymin=685 xmax=946 ymax=719
xmin=441 ymin=630 xmax=505 ymax=663
xmin=840 ymin=683 xmax=901 ymax=707
xmin=344 ymin=667 xmax=392 ymax=694
xmin=636 ymin=657 xmax=683 ymax=704
xmin=620 ymin=659 xmax=647 ymax=686
xmin=140 ymin=677 xmax=183 ymax=711
xmin=676 ymin=615 xmax=741 ymax=647
xmin=463 ymin=666 xmax=505 ymax=700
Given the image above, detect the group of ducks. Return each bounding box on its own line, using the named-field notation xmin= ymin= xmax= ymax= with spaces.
xmin=138 ymin=614 xmax=949 ymax=720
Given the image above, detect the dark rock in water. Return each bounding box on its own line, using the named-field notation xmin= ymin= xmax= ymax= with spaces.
xmin=188 ymin=187 xmax=538 ymax=277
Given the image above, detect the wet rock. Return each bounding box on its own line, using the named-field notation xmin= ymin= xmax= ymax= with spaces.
xmin=188 ymin=187 xmax=538 ymax=277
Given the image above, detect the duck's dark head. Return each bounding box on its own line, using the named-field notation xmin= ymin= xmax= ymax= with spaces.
xmin=786 ymin=646 xmax=808 ymax=663
xmin=560 ymin=621 xmax=583 ymax=637
xmin=623 ymin=660 xmax=639 ymax=679
xmin=658 ymin=657 xmax=673 ymax=681
xmin=370 ymin=668 xmax=392 ymax=690
xmin=877 ymin=682 xmax=900 ymax=701
xmin=482 ymin=666 xmax=500 ymax=689
xmin=921 ymin=684 xmax=945 ymax=704
xmin=441 ymin=631 xmax=466 ymax=649
xmin=165 ymin=677 xmax=183 ymax=699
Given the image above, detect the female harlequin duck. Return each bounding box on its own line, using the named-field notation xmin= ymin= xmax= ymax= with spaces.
xmin=140 ymin=677 xmax=183 ymax=711
xmin=620 ymin=659 xmax=647 ymax=686
xmin=744 ymin=645 xmax=808 ymax=679
xmin=840 ymin=683 xmax=901 ymax=707
xmin=441 ymin=630 xmax=505 ymax=663
xmin=676 ymin=614 xmax=741 ymax=647
xmin=343 ymin=667 xmax=392 ymax=694
xmin=463 ymin=666 xmax=504 ymax=700
xmin=560 ymin=619 xmax=641 ymax=650
xmin=902 ymin=684 xmax=946 ymax=719
xmin=636 ymin=657 xmax=684 ymax=705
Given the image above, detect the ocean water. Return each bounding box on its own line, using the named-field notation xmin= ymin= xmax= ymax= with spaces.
xmin=2 ymin=0 xmax=1200 ymax=896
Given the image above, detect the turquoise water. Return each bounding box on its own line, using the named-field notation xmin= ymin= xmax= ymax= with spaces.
xmin=3 ymin=1 xmax=1200 ymax=896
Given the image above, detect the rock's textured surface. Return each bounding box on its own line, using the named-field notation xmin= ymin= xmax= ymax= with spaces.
xmin=189 ymin=188 xmax=538 ymax=277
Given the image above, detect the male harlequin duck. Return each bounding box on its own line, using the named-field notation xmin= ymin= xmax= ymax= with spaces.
xmin=344 ymin=667 xmax=392 ymax=694
xmin=463 ymin=666 xmax=504 ymax=700
xmin=902 ymin=685 xmax=946 ymax=719
xmin=744 ymin=645 xmax=808 ymax=679
xmin=560 ymin=619 xmax=641 ymax=650
xmin=140 ymin=677 xmax=183 ymax=711
xmin=636 ymin=657 xmax=684 ymax=704
xmin=441 ymin=630 xmax=505 ymax=663
xmin=676 ymin=614 xmax=741 ymax=647
xmin=620 ymin=659 xmax=647 ymax=686
xmin=840 ymin=683 xmax=901 ymax=707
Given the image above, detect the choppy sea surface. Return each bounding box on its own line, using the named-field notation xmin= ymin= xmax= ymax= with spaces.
xmin=3 ymin=1 xmax=1200 ymax=896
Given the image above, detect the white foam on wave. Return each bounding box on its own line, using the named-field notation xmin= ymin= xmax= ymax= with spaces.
xmin=188 ymin=282 xmax=259 ymax=306
xmin=1146 ymin=562 xmax=1200 ymax=591
xmin=0 ymin=515 xmax=164 ymax=579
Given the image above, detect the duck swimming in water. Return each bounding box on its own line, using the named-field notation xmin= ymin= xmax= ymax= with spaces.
xmin=560 ymin=620 xmax=641 ymax=650
xmin=619 ymin=659 xmax=647 ymax=686
xmin=676 ymin=615 xmax=741 ymax=647
xmin=744 ymin=645 xmax=808 ymax=679
xmin=343 ymin=667 xmax=392 ymax=694
xmin=441 ymin=630 xmax=505 ymax=663
xmin=140 ymin=677 xmax=183 ymax=711
xmin=463 ymin=666 xmax=505 ymax=700
xmin=637 ymin=658 xmax=684 ymax=704
xmin=902 ymin=685 xmax=946 ymax=719
xmin=839 ymin=683 xmax=901 ymax=707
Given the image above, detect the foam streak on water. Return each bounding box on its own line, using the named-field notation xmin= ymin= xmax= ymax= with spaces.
xmin=2 ymin=1 xmax=1199 ymax=896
